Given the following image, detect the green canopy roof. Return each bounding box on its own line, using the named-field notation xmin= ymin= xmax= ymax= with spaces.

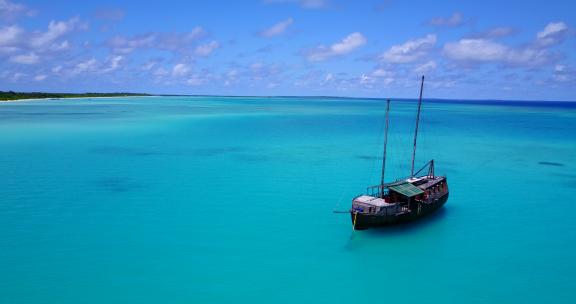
xmin=389 ymin=182 xmax=424 ymax=197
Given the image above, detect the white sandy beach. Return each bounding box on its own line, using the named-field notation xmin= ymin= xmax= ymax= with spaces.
xmin=0 ymin=95 xmax=159 ymax=103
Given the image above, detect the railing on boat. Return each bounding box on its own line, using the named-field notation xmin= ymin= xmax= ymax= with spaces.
xmin=366 ymin=185 xmax=389 ymax=198
xmin=364 ymin=161 xmax=435 ymax=198
xmin=352 ymin=204 xmax=410 ymax=216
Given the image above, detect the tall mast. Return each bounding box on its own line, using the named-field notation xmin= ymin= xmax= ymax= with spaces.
xmin=380 ymin=99 xmax=390 ymax=190
xmin=410 ymin=75 xmax=425 ymax=177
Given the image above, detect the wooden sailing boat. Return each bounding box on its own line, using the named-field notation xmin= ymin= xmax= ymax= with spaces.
xmin=350 ymin=76 xmax=449 ymax=229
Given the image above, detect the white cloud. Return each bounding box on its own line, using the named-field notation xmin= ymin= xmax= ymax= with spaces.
xmin=552 ymin=64 xmax=573 ymax=83
xmin=443 ymin=38 xmax=550 ymax=66
xmin=332 ymin=33 xmax=366 ymax=53
xmin=48 ymin=40 xmax=70 ymax=51
xmin=6 ymin=71 xmax=25 ymax=81
xmin=102 ymin=55 xmax=123 ymax=73
xmin=250 ymin=62 xmax=264 ymax=70
xmin=55 ymin=56 xmax=125 ymax=76
xmin=223 ymin=69 xmax=239 ymax=86
xmin=264 ymin=0 xmax=329 ymax=9
xmin=195 ymin=40 xmax=219 ymax=56
xmin=537 ymin=22 xmax=568 ymax=40
xmin=34 ymin=74 xmax=47 ymax=81
xmin=382 ymin=77 xmax=394 ymax=85
xmin=0 ymin=45 xmax=17 ymax=53
xmin=360 ymin=74 xmax=375 ymax=85
xmin=51 ymin=65 xmax=62 ymax=73
xmin=0 ymin=25 xmax=23 ymax=47
xmin=155 ymin=28 xmax=206 ymax=52
xmin=73 ymin=58 xmax=98 ymax=74
xmin=413 ymin=60 xmax=437 ymax=75
xmin=443 ymin=21 xmax=569 ymax=68
xmin=467 ymin=27 xmax=515 ymax=39
xmin=371 ymin=68 xmax=393 ymax=77
xmin=367 ymin=69 xmax=395 ymax=86
xmin=107 ymin=34 xmax=155 ymax=54
xmin=0 ymin=0 xmax=33 ymax=21
xmin=306 ymin=32 xmax=367 ymax=61
xmin=259 ymin=18 xmax=293 ymax=37
xmin=141 ymin=61 xmax=158 ymax=71
xmin=443 ymin=39 xmax=510 ymax=61
xmin=153 ymin=67 xmax=169 ymax=77
xmin=9 ymin=52 xmax=38 ymax=64
xmin=107 ymin=27 xmax=206 ymax=54
xmin=536 ymin=21 xmax=568 ymax=47
xmin=380 ymin=34 xmax=436 ymax=63
xmin=187 ymin=75 xmax=204 ymax=86
xmin=245 ymin=62 xmax=284 ymax=84
xmin=0 ymin=17 xmax=84 ymax=59
xmin=359 ymin=72 xmax=395 ymax=88
xmin=227 ymin=69 xmax=239 ymax=78
xmin=428 ymin=12 xmax=464 ymax=27
xmin=30 ymin=17 xmax=86 ymax=49
xmin=172 ymin=63 xmax=191 ymax=77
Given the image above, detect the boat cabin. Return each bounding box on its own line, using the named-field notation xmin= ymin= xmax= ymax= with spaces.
xmin=352 ymin=175 xmax=448 ymax=216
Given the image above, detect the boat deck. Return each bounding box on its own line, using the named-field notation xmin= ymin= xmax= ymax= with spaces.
xmin=353 ymin=195 xmax=394 ymax=207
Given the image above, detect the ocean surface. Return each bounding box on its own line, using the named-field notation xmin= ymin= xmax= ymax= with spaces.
xmin=1 ymin=96 xmax=575 ymax=303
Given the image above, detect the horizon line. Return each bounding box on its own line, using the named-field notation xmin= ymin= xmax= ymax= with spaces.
xmin=2 ymin=90 xmax=576 ymax=104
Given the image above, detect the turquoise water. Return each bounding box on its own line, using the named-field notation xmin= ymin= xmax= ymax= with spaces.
xmin=1 ymin=96 xmax=575 ymax=303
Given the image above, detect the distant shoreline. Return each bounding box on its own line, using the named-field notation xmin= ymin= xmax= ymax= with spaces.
xmin=0 ymin=91 xmax=151 ymax=102
xmin=0 ymin=95 xmax=160 ymax=103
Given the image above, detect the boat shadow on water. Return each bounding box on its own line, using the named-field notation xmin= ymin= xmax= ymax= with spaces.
xmin=347 ymin=206 xmax=448 ymax=237
xmin=363 ymin=207 xmax=449 ymax=236
xmin=343 ymin=207 xmax=450 ymax=250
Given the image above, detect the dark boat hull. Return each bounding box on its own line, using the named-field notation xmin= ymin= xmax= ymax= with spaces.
xmin=351 ymin=193 xmax=449 ymax=230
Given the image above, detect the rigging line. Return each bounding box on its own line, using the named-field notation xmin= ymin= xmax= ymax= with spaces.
xmin=390 ymin=102 xmax=403 ymax=181
xmin=334 ymin=103 xmax=383 ymax=212
xmin=375 ymin=99 xmax=387 ymax=176
xmin=393 ymin=100 xmax=410 ymax=180
xmin=381 ymin=99 xmax=390 ymax=192
xmin=417 ymin=97 xmax=427 ymax=169
xmin=410 ymin=75 xmax=425 ymax=176
xmin=420 ymin=85 xmax=435 ymax=170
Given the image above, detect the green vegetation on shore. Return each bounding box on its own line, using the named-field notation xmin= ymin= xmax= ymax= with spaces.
xmin=0 ymin=91 xmax=150 ymax=101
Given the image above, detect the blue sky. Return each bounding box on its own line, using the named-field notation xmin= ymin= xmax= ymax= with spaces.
xmin=1 ymin=0 xmax=575 ymax=100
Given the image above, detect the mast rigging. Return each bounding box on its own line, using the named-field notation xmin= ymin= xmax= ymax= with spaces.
xmin=410 ymin=75 xmax=425 ymax=177
xmin=380 ymin=99 xmax=390 ymax=195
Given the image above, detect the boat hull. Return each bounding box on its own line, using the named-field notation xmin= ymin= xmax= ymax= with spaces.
xmin=351 ymin=193 xmax=449 ymax=229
